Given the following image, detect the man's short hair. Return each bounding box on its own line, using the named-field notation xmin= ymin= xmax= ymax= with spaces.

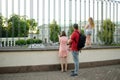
xmin=73 ymin=23 xmax=78 ymax=29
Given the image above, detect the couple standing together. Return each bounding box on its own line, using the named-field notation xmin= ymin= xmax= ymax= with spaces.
xmin=58 ymin=17 xmax=95 ymax=77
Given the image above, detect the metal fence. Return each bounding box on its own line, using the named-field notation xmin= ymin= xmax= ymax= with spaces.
xmin=0 ymin=0 xmax=120 ymax=48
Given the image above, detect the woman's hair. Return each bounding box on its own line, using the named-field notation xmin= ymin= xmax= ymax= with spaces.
xmin=88 ymin=17 xmax=94 ymax=28
xmin=60 ymin=31 xmax=66 ymax=37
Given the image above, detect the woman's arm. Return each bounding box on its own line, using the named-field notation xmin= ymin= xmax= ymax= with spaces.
xmin=85 ymin=24 xmax=89 ymax=29
xmin=58 ymin=35 xmax=60 ymax=42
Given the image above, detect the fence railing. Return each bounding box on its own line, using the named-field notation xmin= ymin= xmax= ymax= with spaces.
xmin=0 ymin=0 xmax=120 ymax=48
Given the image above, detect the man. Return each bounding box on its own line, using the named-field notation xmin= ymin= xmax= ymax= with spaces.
xmin=68 ymin=23 xmax=80 ymax=77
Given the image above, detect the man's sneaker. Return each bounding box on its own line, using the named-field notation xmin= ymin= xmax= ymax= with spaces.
xmin=71 ymin=70 xmax=74 ymax=73
xmin=70 ymin=73 xmax=78 ymax=77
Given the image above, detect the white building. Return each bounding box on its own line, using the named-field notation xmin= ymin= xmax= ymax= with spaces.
xmin=38 ymin=24 xmax=49 ymax=43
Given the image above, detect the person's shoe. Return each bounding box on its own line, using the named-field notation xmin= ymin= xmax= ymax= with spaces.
xmin=70 ymin=73 xmax=78 ymax=77
xmin=71 ymin=70 xmax=74 ymax=73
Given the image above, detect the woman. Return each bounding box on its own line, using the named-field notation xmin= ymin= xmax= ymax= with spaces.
xmin=58 ymin=31 xmax=68 ymax=72
xmin=85 ymin=17 xmax=95 ymax=48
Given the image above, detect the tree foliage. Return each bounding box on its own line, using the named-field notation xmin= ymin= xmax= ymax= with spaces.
xmin=0 ymin=14 xmax=38 ymax=37
xmin=49 ymin=20 xmax=61 ymax=43
xmin=97 ymin=19 xmax=115 ymax=45
xmin=0 ymin=14 xmax=4 ymax=27
xmin=7 ymin=14 xmax=30 ymax=37
xmin=0 ymin=14 xmax=6 ymax=37
xmin=67 ymin=24 xmax=85 ymax=37
xmin=68 ymin=24 xmax=74 ymax=36
xmin=27 ymin=19 xmax=38 ymax=33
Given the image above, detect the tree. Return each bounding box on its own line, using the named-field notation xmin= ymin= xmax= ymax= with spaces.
xmin=68 ymin=24 xmax=74 ymax=36
xmin=49 ymin=20 xmax=61 ymax=43
xmin=7 ymin=14 xmax=30 ymax=37
xmin=0 ymin=14 xmax=38 ymax=37
xmin=0 ymin=14 xmax=4 ymax=27
xmin=0 ymin=14 xmax=3 ymax=37
xmin=27 ymin=19 xmax=38 ymax=33
xmin=97 ymin=19 xmax=115 ymax=45
xmin=0 ymin=14 xmax=7 ymax=37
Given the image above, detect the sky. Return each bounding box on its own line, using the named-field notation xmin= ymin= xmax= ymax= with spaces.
xmin=0 ymin=0 xmax=120 ymax=26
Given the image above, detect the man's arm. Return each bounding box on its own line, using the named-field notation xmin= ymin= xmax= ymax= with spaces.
xmin=68 ymin=32 xmax=75 ymax=44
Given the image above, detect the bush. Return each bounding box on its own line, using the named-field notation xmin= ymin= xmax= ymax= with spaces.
xmin=26 ymin=39 xmax=35 ymax=44
xmin=16 ymin=39 xmax=42 ymax=45
xmin=16 ymin=39 xmax=27 ymax=45
xmin=34 ymin=39 xmax=42 ymax=43
xmin=26 ymin=39 xmax=42 ymax=44
xmin=97 ymin=19 xmax=115 ymax=45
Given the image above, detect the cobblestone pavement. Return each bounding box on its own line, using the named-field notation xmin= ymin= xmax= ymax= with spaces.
xmin=0 ymin=65 xmax=120 ymax=80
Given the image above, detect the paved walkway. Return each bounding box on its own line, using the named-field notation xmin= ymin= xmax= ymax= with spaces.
xmin=0 ymin=65 xmax=120 ymax=80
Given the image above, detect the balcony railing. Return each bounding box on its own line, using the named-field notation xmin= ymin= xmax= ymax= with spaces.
xmin=0 ymin=0 xmax=120 ymax=49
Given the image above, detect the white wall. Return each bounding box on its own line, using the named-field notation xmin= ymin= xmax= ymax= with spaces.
xmin=0 ymin=49 xmax=120 ymax=67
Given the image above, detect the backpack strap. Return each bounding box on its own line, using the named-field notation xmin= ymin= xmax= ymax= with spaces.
xmin=75 ymin=31 xmax=80 ymax=35
xmin=75 ymin=31 xmax=82 ymax=52
xmin=75 ymin=31 xmax=80 ymax=39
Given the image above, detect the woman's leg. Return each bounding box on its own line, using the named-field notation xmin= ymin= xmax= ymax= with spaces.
xmin=88 ymin=35 xmax=91 ymax=46
xmin=60 ymin=57 xmax=64 ymax=72
xmin=85 ymin=35 xmax=89 ymax=46
xmin=64 ymin=57 xmax=68 ymax=71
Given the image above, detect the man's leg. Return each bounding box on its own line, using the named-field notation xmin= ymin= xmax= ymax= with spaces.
xmin=71 ymin=51 xmax=79 ymax=75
